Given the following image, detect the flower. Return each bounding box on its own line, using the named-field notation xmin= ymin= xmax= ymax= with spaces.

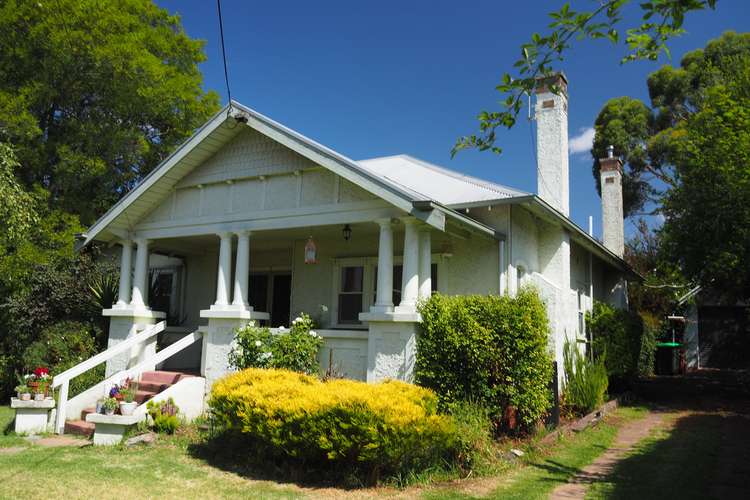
xmin=258 ymin=352 xmax=273 ymax=361
xmin=255 ymin=340 xmax=262 ymax=347
xmin=33 ymin=367 xmax=50 ymax=378
xmin=309 ymin=331 xmax=318 ymax=338
xmin=277 ymin=326 xmax=287 ymax=332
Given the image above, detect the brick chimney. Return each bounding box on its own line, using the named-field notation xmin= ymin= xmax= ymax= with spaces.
xmin=535 ymin=72 xmax=569 ymax=216
xmin=599 ymin=145 xmax=624 ymax=257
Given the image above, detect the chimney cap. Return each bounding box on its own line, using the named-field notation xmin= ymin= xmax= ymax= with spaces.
xmin=534 ymin=71 xmax=568 ymax=94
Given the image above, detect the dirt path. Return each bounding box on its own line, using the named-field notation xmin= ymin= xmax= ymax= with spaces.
xmin=548 ymin=411 xmax=666 ymax=499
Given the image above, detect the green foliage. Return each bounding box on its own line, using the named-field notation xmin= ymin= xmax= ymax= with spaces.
xmin=0 ymin=143 xmax=37 ymax=244
xmin=416 ymin=289 xmax=553 ymax=432
xmin=21 ymin=320 xmax=103 ymax=397
xmin=0 ymin=0 xmax=219 ymax=225
xmin=587 ymin=302 xmax=657 ymax=382
xmin=209 ymin=368 xmax=460 ymax=483
xmin=447 ymin=401 xmax=496 ymax=474
xmin=562 ymin=339 xmax=609 ymax=415
xmin=454 ymin=0 xmax=716 ymax=156
xmin=103 ymin=397 xmax=118 ymax=412
xmin=229 ymin=313 xmax=323 ymax=375
xmin=147 ymin=398 xmax=180 ymax=434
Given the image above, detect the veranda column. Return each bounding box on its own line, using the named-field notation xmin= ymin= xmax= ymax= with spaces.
xmin=396 ymin=217 xmax=420 ymax=312
xmin=373 ymin=218 xmax=394 ymax=312
xmin=418 ymin=227 xmax=432 ymax=300
xmin=130 ymin=238 xmax=150 ymax=309
xmin=115 ymin=240 xmax=134 ymax=308
xmin=212 ymin=232 xmax=233 ymax=309
xmin=231 ymin=230 xmax=251 ymax=308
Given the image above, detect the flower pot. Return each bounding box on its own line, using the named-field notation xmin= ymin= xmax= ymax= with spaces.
xmin=20 ymin=393 xmax=31 ymax=401
xmin=34 ymin=393 xmax=45 ymax=401
xmin=105 ymin=408 xmax=115 ymax=416
xmin=119 ymin=401 xmax=137 ymax=416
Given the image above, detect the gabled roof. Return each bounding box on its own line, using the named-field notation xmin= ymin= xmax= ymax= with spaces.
xmin=82 ymin=102 xmax=500 ymax=246
xmin=357 ymin=155 xmax=527 ymax=206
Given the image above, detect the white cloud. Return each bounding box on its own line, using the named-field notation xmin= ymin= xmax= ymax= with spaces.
xmin=569 ymin=127 xmax=595 ymax=155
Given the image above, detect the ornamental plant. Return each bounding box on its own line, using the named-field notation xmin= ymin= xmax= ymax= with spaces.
xmin=562 ymin=339 xmax=608 ymax=415
xmin=146 ymin=397 xmax=180 ymax=434
xmin=103 ymin=397 xmax=118 ymax=413
xmin=229 ymin=313 xmax=323 ymax=375
xmin=416 ymin=289 xmax=553 ymax=433
xmin=209 ymin=368 xmax=460 ymax=483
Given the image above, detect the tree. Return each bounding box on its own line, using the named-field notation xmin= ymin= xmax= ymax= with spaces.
xmin=454 ymin=0 xmax=717 ymax=156
xmin=0 ymin=0 xmax=219 ymax=225
xmin=592 ymin=32 xmax=750 ymax=216
xmin=659 ymin=54 xmax=750 ymax=300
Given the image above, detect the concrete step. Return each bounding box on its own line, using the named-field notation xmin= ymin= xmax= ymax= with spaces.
xmin=81 ymin=407 xmax=96 ymax=420
xmin=65 ymin=420 xmax=95 ymax=437
xmin=135 ymin=390 xmax=158 ymax=404
xmin=137 ymin=381 xmax=170 ymax=393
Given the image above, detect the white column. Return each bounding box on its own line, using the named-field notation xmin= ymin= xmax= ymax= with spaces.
xmin=232 ymin=230 xmax=251 ymax=308
xmin=418 ymin=227 xmax=432 ymax=299
xmin=115 ymin=240 xmax=133 ymax=307
xmin=130 ymin=238 xmax=150 ymax=309
xmin=397 ymin=218 xmax=420 ymax=312
xmin=373 ymin=218 xmax=394 ymax=312
xmin=213 ymin=232 xmax=233 ymax=308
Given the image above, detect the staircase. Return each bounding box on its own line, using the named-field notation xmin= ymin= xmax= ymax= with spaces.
xmin=64 ymin=371 xmax=193 ymax=437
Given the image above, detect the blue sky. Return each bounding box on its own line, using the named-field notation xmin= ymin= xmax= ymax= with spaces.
xmin=157 ymin=0 xmax=749 ymax=239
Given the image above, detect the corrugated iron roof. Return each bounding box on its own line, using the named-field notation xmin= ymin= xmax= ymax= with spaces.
xmin=357 ymin=154 xmax=527 ymax=207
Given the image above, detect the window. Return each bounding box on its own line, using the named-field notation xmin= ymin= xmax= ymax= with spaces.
xmin=373 ymin=264 xmax=438 ymax=307
xmin=149 ymin=267 xmax=183 ymax=324
xmin=577 ymin=285 xmax=587 ymax=337
xmin=338 ymin=266 xmax=364 ymax=324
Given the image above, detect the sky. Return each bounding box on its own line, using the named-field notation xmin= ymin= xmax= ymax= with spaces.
xmin=156 ymin=0 xmax=749 ymax=240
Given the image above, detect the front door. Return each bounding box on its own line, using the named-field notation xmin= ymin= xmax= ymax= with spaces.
xmin=249 ymin=272 xmax=292 ymax=327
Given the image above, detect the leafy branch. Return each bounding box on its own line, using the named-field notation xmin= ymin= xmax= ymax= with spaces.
xmin=453 ymin=0 xmax=717 ymax=156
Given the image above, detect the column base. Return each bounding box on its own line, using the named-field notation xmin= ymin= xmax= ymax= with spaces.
xmin=360 ymin=309 xmax=421 ymax=384
xmin=200 ymin=306 xmax=270 ymax=320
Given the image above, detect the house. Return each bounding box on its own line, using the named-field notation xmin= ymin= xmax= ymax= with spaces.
xmin=54 ymin=74 xmax=633 ymax=435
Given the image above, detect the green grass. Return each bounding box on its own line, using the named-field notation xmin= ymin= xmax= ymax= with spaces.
xmin=586 ymin=410 xmax=746 ymax=499
xmin=423 ymin=406 xmax=649 ymax=500
xmin=0 ymin=406 xmax=300 ymax=499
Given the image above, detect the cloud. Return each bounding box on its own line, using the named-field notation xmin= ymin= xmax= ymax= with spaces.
xmin=569 ymin=127 xmax=595 ymax=155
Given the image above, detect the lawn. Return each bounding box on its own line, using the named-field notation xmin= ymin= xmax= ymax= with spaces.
xmin=0 ymin=404 xmax=657 ymax=499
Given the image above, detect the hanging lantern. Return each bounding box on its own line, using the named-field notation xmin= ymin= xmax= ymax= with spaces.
xmin=304 ymin=236 xmax=317 ymax=264
xmin=342 ymin=224 xmax=352 ymax=241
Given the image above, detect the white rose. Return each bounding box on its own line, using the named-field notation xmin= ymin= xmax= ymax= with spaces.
xmin=309 ymin=331 xmax=318 ymax=338
xmin=255 ymin=340 xmax=262 ymax=347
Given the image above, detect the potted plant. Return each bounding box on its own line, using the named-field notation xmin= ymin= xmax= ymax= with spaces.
xmin=103 ymin=397 xmax=118 ymax=416
xmin=118 ymin=381 xmax=139 ymax=416
xmin=15 ymin=383 xmax=31 ymax=401
xmin=27 ymin=367 xmax=51 ymax=398
xmin=33 ymin=377 xmax=50 ymax=401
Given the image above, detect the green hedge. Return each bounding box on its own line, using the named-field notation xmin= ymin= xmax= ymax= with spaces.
xmin=587 ymin=302 xmax=657 ymax=381
xmin=416 ymin=289 xmax=553 ymax=432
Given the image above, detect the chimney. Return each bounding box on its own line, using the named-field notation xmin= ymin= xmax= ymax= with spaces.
xmin=599 ymin=145 xmax=624 ymax=257
xmin=535 ymin=72 xmax=569 ymax=216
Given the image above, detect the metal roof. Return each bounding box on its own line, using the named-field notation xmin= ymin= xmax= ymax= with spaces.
xmin=357 ymin=154 xmax=527 ymax=207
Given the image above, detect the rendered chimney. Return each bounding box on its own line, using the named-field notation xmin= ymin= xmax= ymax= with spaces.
xmin=534 ymin=72 xmax=569 ymax=216
xmin=599 ymin=145 xmax=625 ymax=257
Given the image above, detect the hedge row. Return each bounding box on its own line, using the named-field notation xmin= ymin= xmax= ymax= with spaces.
xmin=415 ymin=289 xmax=553 ymax=431
xmin=209 ymin=368 xmax=459 ymax=480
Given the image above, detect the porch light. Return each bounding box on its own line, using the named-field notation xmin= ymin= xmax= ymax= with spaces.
xmin=342 ymin=224 xmax=352 ymax=241
xmin=304 ymin=237 xmax=317 ymax=264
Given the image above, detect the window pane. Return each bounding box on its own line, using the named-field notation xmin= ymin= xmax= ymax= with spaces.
xmin=338 ymin=294 xmax=362 ymax=323
xmin=431 ymin=263 xmax=438 ymax=292
xmin=341 ymin=266 xmax=363 ymax=292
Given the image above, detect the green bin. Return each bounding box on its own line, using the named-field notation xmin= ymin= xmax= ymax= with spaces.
xmin=655 ymin=342 xmax=681 ymax=375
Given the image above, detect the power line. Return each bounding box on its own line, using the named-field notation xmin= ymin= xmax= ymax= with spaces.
xmin=216 ymin=0 xmax=232 ymax=106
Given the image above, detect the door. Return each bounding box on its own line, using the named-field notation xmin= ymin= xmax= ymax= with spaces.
xmin=271 ymin=274 xmax=292 ymax=328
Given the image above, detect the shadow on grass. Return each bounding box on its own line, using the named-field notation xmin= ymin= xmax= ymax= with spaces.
xmin=589 ymin=411 xmax=750 ymax=499
xmin=187 ymin=432 xmax=381 ymax=490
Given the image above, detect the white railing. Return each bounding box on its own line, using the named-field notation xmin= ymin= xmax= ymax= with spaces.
xmin=51 ymin=321 xmax=167 ymax=434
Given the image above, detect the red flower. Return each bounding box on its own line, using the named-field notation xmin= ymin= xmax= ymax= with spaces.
xmin=34 ymin=367 xmax=50 ymax=378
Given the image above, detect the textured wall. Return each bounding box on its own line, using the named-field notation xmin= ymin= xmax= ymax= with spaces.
xmin=601 ymin=168 xmax=625 ymax=257
xmin=535 ymin=89 xmax=569 ymax=216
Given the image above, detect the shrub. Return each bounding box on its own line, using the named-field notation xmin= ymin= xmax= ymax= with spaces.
xmin=562 ymin=339 xmax=608 ymax=415
xmin=587 ymin=302 xmax=657 ymax=382
xmin=416 ymin=289 xmax=553 ymax=432
xmin=448 ymin=401 xmax=496 ymax=474
xmin=147 ymin=397 xmax=180 ymax=434
xmin=22 ymin=320 xmax=103 ymax=397
xmin=229 ymin=313 xmax=323 ymax=375
xmin=209 ymin=368 xmax=459 ymax=482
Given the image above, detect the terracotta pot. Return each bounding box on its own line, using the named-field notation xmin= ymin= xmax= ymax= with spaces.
xmin=27 ymin=382 xmax=48 ymax=397
xmin=20 ymin=393 xmax=31 ymax=401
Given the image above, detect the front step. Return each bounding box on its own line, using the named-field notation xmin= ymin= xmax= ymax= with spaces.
xmin=64 ymin=370 xmax=193 ymax=438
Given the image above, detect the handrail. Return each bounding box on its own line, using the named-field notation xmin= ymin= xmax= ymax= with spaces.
xmin=54 ymin=328 xmax=202 ymax=434
xmin=52 ymin=321 xmax=166 ymax=387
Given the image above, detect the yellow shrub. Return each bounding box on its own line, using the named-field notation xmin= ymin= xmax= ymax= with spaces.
xmin=209 ymin=368 xmax=459 ymax=478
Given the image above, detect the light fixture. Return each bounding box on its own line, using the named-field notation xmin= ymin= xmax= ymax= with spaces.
xmin=304 ymin=236 xmax=317 ymax=264
xmin=342 ymin=224 xmax=352 ymax=241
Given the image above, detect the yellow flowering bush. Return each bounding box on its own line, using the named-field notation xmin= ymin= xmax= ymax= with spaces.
xmin=209 ymin=368 xmax=460 ymax=480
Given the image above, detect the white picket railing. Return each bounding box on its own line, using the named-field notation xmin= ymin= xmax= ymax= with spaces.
xmin=51 ymin=321 xmax=167 ymax=434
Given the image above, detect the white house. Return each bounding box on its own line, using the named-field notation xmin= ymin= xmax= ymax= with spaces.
xmin=54 ymin=74 xmax=632 ymax=435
